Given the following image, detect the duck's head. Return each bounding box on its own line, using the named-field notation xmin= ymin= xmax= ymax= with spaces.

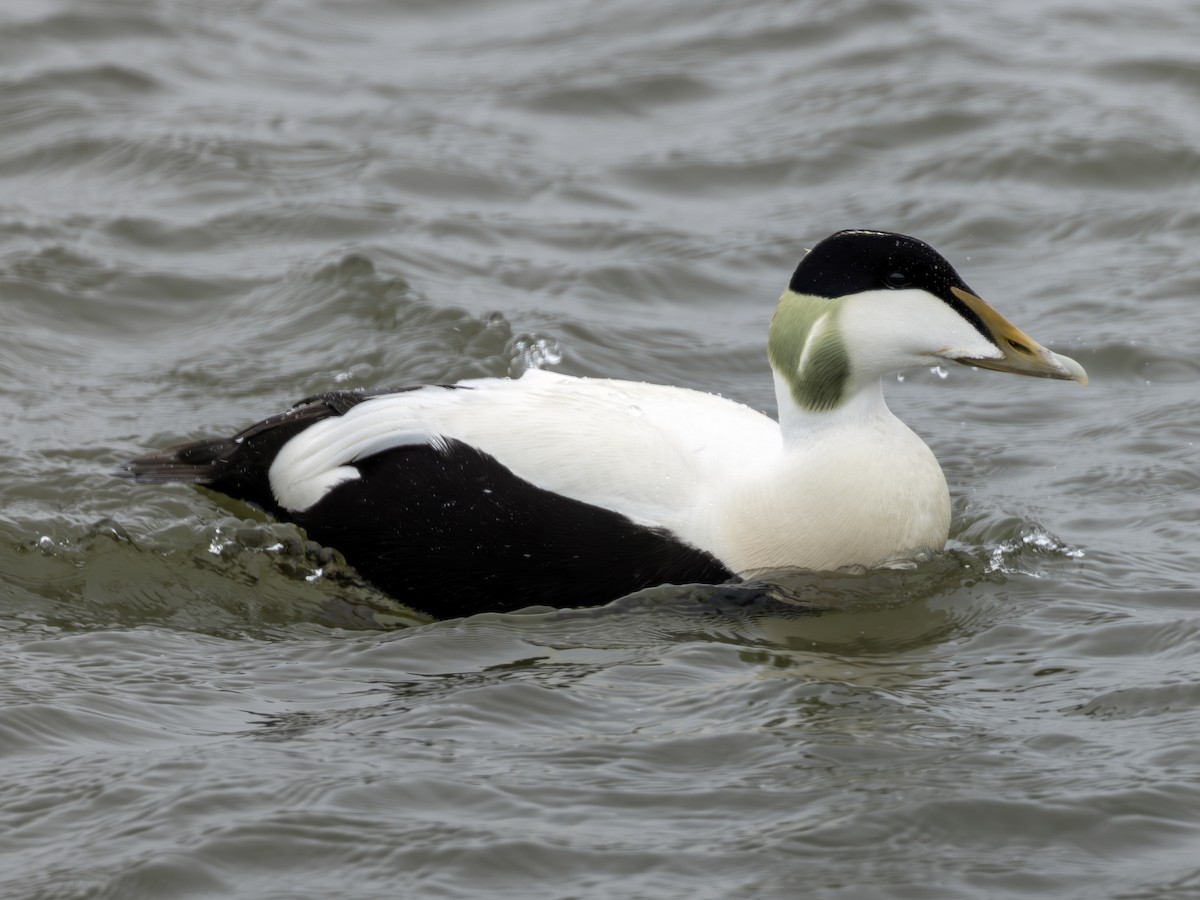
xmin=768 ymin=230 xmax=1088 ymax=412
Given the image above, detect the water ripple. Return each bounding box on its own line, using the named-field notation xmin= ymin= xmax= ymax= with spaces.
xmin=3 ymin=0 xmax=1200 ymax=896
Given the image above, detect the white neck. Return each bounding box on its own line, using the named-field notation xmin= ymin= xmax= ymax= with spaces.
xmin=706 ymin=371 xmax=950 ymax=573
xmin=773 ymin=370 xmax=896 ymax=445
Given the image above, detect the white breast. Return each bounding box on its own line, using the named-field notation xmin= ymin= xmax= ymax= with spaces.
xmin=709 ymin=414 xmax=950 ymax=572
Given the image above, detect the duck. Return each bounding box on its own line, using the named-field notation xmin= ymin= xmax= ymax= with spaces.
xmin=115 ymin=230 xmax=1087 ymax=619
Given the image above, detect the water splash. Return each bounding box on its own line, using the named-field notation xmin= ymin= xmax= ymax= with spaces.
xmin=333 ymin=362 xmax=373 ymax=384
xmin=509 ymin=334 xmax=563 ymax=375
xmin=986 ymin=526 xmax=1084 ymax=576
xmin=206 ymin=525 xmax=238 ymax=557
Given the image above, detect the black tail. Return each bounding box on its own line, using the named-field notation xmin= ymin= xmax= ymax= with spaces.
xmin=113 ymin=392 xmax=376 ymax=514
xmin=113 ymin=438 xmax=241 ymax=484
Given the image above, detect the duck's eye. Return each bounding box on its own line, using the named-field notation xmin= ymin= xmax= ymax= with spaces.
xmin=885 ymin=272 xmax=911 ymax=289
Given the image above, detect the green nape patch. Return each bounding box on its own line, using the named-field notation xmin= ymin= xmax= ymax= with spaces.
xmin=767 ymin=291 xmax=851 ymax=413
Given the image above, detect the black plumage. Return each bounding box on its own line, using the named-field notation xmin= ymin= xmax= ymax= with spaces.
xmin=115 ymin=390 xmax=732 ymax=618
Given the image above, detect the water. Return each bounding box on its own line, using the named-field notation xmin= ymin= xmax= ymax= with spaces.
xmin=2 ymin=0 xmax=1199 ymax=897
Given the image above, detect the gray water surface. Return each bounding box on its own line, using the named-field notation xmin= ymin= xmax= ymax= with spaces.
xmin=2 ymin=1 xmax=1199 ymax=898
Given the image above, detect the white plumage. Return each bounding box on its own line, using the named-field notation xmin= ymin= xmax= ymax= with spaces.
xmin=269 ymin=369 xmax=946 ymax=573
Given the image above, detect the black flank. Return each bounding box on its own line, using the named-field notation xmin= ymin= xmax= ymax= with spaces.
xmin=294 ymin=439 xmax=731 ymax=619
xmin=116 ymin=389 xmax=731 ymax=618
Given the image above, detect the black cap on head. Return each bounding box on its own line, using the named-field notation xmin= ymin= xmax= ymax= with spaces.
xmin=788 ymin=229 xmax=988 ymax=339
xmin=789 ymin=230 xmax=969 ymax=298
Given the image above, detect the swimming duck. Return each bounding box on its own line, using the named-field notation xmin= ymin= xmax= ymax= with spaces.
xmin=116 ymin=230 xmax=1087 ymax=618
